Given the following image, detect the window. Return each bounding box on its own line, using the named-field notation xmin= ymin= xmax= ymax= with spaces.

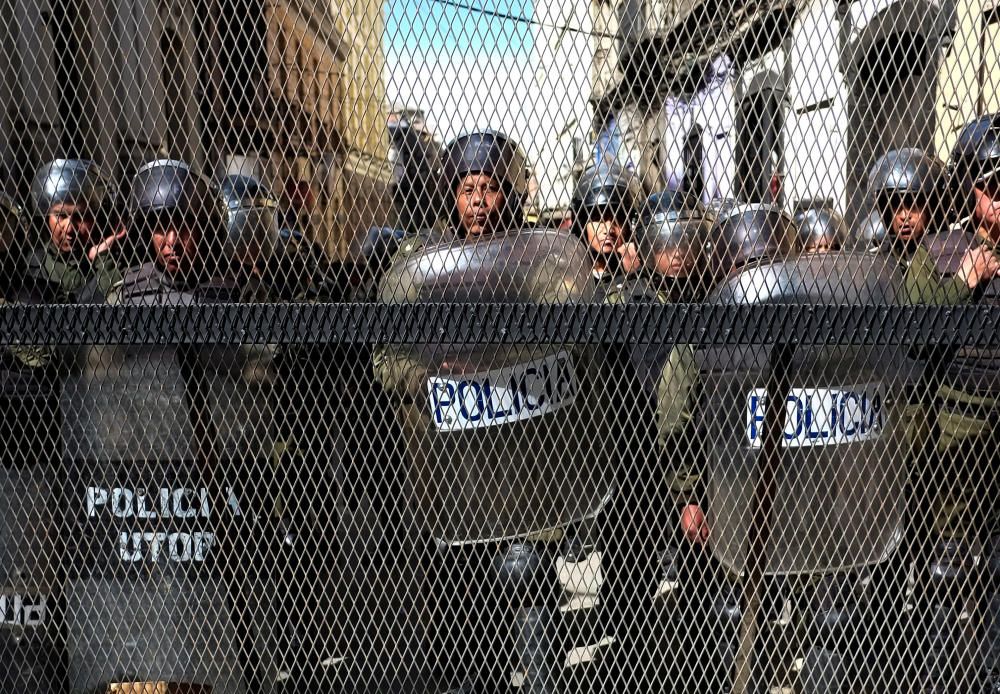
xmin=45 ymin=3 xmax=86 ymax=157
xmin=160 ymin=26 xmax=190 ymax=159
xmin=737 ymin=90 xmax=782 ymax=203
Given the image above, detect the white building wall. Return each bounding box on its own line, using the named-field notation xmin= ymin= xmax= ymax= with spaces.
xmin=530 ymin=0 xmax=595 ymax=210
xmin=784 ymin=0 xmax=847 ymax=211
xmin=383 ymin=2 xmax=595 ymax=212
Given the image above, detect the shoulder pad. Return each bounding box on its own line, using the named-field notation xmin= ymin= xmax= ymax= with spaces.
xmin=114 ymin=263 xmax=164 ymax=302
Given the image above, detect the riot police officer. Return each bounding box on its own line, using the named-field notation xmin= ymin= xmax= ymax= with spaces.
xmin=854 ymin=209 xmax=889 ymax=253
xmin=572 ymin=163 xmax=644 ymax=283
xmin=441 ymin=129 xmax=527 ymax=239
xmin=107 ymin=160 xmax=227 ymax=300
xmin=60 ymin=159 xmax=282 ymax=691
xmin=590 ymin=192 xmax=715 ymax=686
xmin=0 ymin=193 xmax=68 ymax=692
xmin=636 ymin=190 xmax=714 ymax=302
xmin=792 ymin=201 xmax=848 ymax=254
xmin=708 ymin=201 xmax=799 ymax=280
xmin=375 ymin=228 xmax=632 ymax=692
xmin=669 ymin=246 xmax=913 ymax=691
xmin=866 ymin=148 xmax=995 ymax=304
xmin=219 ymin=174 xmax=281 ymax=274
xmin=28 ymin=159 xmax=123 ymax=302
xmin=217 ymin=173 xmax=312 ymax=301
xmin=924 ymin=113 xmax=1000 ymax=690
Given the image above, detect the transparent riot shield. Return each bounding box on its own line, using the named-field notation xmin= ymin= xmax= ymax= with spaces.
xmin=700 ymin=252 xmax=913 ymax=576
xmin=376 ymin=228 xmax=614 ymax=544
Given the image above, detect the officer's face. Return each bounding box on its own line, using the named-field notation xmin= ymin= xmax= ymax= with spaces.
xmin=653 ymin=246 xmax=694 ymax=278
xmin=889 ymin=196 xmax=928 ymax=243
xmin=803 ymin=237 xmax=838 ymax=254
xmin=47 ymin=202 xmax=95 ymax=254
xmin=585 ymin=213 xmax=627 ymax=255
xmin=152 ymin=223 xmax=198 ymax=277
xmin=456 ymin=173 xmax=506 ymax=237
xmin=974 ymin=182 xmax=1000 ymax=239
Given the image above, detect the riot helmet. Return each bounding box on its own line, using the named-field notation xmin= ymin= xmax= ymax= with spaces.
xmin=706 ymin=197 xmax=743 ymax=220
xmin=442 ymin=130 xmax=527 ymax=237
xmin=219 ymin=174 xmax=281 ymax=268
xmin=710 ymin=203 xmax=798 ymax=279
xmin=572 ymin=163 xmax=644 ymax=277
xmin=128 ymin=159 xmax=225 ymax=280
xmin=852 ymin=209 xmax=889 ymax=253
xmin=389 ymin=122 xmax=444 ymax=232
xmin=572 ymin=163 xmax=644 ymax=228
xmin=30 ymin=159 xmax=113 ymax=256
xmin=636 ymin=191 xmax=712 ymax=297
xmin=792 ymin=202 xmax=849 ymax=254
xmin=950 ymin=113 xmax=1000 ymax=236
xmin=360 ymin=226 xmax=407 ymax=274
xmin=867 ymin=148 xmax=948 ymax=244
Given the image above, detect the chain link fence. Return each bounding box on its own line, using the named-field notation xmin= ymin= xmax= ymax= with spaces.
xmin=0 ymin=0 xmax=999 ymax=691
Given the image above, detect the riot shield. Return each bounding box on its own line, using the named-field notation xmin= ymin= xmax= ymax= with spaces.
xmin=700 ymin=251 xmax=913 ymax=575
xmin=376 ymin=228 xmax=615 ymax=543
xmin=0 ymin=341 xmax=66 ymax=690
xmin=59 ymin=330 xmax=280 ymax=691
xmin=0 ymin=464 xmax=63 ymax=692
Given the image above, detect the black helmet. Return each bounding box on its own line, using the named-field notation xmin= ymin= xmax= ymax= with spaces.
xmin=711 ymin=203 xmax=798 ymax=277
xmin=360 ymin=225 xmax=408 ymax=272
xmin=950 ymin=113 xmax=1000 ymax=215
xmin=219 ymin=174 xmax=280 ymax=264
xmin=389 ymin=123 xmax=444 ymax=232
xmin=705 ymin=197 xmax=743 ymax=220
xmin=442 ymin=130 xmax=528 ymax=197
xmin=636 ymin=191 xmax=711 ymax=280
xmin=129 ymin=160 xmax=225 ymax=266
xmin=129 ymin=159 xmax=223 ymax=222
xmin=30 ymin=159 xmax=112 ymax=218
xmin=571 ymin=163 xmax=643 ymax=228
xmin=867 ymin=148 xmax=948 ymax=228
xmin=792 ymin=202 xmax=849 ymax=253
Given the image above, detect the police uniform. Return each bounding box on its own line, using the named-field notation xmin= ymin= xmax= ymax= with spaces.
xmin=646 ymin=203 xmax=798 ymax=522
xmin=867 ymin=145 xmax=995 ymax=688
xmin=606 ymin=204 xmax=802 ymax=688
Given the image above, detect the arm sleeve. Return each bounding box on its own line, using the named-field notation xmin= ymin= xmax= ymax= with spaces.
xmin=656 ymin=344 xmax=704 ymax=501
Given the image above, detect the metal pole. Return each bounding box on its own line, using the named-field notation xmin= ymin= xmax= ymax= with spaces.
xmin=732 ymin=340 xmax=794 ymax=694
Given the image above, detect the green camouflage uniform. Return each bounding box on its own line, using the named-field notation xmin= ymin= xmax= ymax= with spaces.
xmin=928 ymin=237 xmax=1000 ymax=541
xmin=27 ymin=245 xmax=121 ymax=303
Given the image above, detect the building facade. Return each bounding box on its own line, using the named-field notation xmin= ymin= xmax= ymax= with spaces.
xmin=590 ymin=0 xmax=1000 ymax=229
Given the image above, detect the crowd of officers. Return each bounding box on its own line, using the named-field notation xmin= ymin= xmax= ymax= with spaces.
xmin=374 ymin=116 xmax=1000 ymax=690
xmin=1 ymin=109 xmax=1000 ymax=690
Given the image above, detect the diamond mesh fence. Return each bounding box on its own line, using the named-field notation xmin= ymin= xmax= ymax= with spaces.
xmin=0 ymin=0 xmax=999 ymax=692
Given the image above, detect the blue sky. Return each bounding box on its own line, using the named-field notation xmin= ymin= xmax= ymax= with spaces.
xmin=384 ymin=0 xmax=533 ymax=58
